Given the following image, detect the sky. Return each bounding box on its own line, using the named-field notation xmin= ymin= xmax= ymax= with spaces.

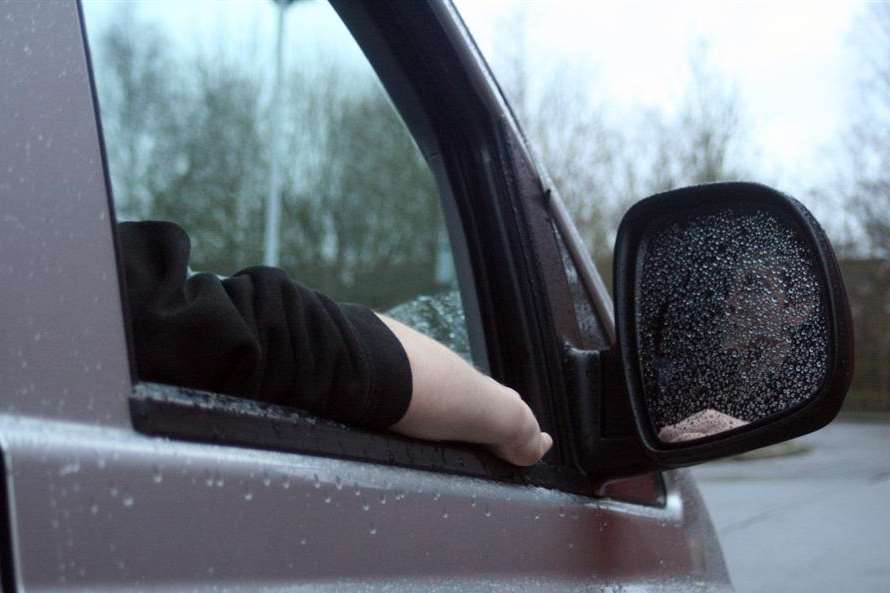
xmin=455 ymin=1 xmax=867 ymax=207
xmin=82 ymin=0 xmax=870 ymax=222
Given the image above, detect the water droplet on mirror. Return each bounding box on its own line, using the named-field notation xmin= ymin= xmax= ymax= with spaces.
xmin=639 ymin=208 xmax=829 ymax=437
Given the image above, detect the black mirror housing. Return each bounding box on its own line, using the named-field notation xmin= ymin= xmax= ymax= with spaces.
xmin=610 ymin=182 xmax=854 ymax=469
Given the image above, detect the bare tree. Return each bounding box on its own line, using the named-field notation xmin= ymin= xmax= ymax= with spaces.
xmin=95 ymin=13 xmax=179 ymax=219
xmin=277 ymin=64 xmax=445 ymax=308
xmin=92 ymin=14 xmax=446 ymax=310
xmin=843 ymin=3 xmax=890 ymax=258
xmin=489 ymin=13 xmax=747 ymax=289
xmin=489 ymin=4 xmax=623 ymax=277
xmin=835 ymin=3 xmax=890 ymax=411
xmin=624 ymin=43 xmax=745 ymax=198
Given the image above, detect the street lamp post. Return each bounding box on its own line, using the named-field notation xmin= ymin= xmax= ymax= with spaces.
xmin=263 ymin=0 xmax=301 ymax=267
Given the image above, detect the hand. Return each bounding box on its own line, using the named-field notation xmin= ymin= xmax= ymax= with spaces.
xmin=379 ymin=315 xmax=553 ymax=466
xmin=658 ymin=409 xmax=748 ymax=443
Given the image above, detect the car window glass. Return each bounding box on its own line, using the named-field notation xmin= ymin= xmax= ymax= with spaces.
xmin=81 ymin=0 xmax=471 ymax=361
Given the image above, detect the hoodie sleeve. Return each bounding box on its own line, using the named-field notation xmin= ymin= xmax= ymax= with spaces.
xmin=117 ymin=220 xmax=412 ymax=430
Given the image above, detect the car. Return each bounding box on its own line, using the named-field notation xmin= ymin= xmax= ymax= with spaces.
xmin=0 ymin=1 xmax=852 ymax=591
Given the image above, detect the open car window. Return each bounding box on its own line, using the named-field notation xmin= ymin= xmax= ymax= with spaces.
xmin=77 ymin=0 xmax=509 ymax=477
xmin=82 ymin=0 xmax=474 ymax=368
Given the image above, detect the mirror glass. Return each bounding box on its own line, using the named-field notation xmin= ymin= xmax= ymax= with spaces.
xmin=637 ymin=207 xmax=830 ymax=443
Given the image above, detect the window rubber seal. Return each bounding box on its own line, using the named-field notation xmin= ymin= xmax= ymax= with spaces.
xmin=129 ymin=382 xmax=595 ymax=496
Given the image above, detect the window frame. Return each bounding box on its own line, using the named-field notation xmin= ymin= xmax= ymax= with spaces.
xmin=85 ymin=0 xmax=603 ymax=496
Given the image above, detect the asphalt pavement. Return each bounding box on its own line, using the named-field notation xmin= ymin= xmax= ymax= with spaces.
xmin=691 ymin=420 xmax=890 ymax=593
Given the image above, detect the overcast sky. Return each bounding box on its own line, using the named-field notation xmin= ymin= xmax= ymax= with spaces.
xmin=83 ymin=0 xmax=869 ymax=220
xmin=455 ymin=1 xmax=867 ymax=203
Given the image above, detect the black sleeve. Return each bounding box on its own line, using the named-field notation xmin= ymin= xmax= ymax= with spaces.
xmin=117 ymin=220 xmax=412 ymax=430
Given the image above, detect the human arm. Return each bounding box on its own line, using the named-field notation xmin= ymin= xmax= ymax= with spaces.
xmin=119 ymin=220 xmax=411 ymax=429
xmin=119 ymin=221 xmax=550 ymax=465
xmin=381 ymin=315 xmax=552 ymax=466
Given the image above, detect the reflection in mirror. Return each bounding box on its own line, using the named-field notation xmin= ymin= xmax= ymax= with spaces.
xmin=638 ymin=207 xmax=830 ymax=443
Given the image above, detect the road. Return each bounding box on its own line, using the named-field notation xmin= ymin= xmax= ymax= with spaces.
xmin=691 ymin=420 xmax=890 ymax=593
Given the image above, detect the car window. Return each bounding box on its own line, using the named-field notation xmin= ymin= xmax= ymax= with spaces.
xmin=81 ymin=0 xmax=472 ymax=361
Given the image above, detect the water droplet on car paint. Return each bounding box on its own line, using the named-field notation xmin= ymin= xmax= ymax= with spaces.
xmin=122 ymin=496 xmax=134 ymax=507
xmin=243 ymin=491 xmax=253 ymax=501
xmin=368 ymin=524 xmax=377 ymax=536
xmin=59 ymin=461 xmax=80 ymax=476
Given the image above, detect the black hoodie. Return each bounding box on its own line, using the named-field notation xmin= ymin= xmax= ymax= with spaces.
xmin=117 ymin=221 xmax=412 ymax=430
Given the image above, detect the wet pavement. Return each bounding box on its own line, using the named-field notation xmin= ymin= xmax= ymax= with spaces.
xmin=691 ymin=420 xmax=890 ymax=593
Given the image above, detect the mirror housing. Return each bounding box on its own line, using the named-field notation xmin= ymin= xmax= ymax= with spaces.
xmin=577 ymin=182 xmax=854 ymax=480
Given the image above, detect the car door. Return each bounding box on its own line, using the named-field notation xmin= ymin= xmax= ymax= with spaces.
xmin=0 ymin=1 xmax=731 ymax=592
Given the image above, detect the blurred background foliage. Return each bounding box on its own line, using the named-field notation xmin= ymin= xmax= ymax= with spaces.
xmin=94 ymin=10 xmax=447 ymax=312
xmin=89 ymin=1 xmax=889 ymax=413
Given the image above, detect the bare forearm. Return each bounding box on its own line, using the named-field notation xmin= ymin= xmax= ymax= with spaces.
xmin=378 ymin=314 xmax=552 ymax=466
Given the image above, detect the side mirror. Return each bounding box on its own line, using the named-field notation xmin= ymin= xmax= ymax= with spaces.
xmin=577 ymin=182 xmax=854 ymax=478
